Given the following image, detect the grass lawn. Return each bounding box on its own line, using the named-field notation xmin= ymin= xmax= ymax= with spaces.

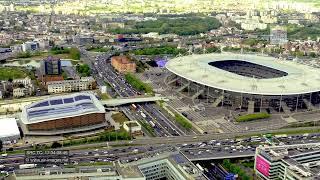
xmin=0 ymin=67 xmax=28 ymax=80
xmin=100 ymin=93 xmax=111 ymax=100
xmin=111 ymin=112 xmax=129 ymax=125
xmin=65 ymin=161 xmax=113 ymax=168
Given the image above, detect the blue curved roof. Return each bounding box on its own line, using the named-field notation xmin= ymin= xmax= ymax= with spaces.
xmin=21 ymin=93 xmax=106 ymax=124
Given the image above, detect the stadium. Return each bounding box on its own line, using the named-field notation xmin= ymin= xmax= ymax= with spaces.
xmin=165 ymin=53 xmax=320 ymax=113
xmin=20 ymin=93 xmax=107 ymax=135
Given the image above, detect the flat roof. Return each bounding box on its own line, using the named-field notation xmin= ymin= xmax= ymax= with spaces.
xmin=20 ymin=93 xmax=105 ymax=125
xmin=0 ymin=118 xmax=20 ymax=139
xmin=257 ymin=143 xmax=320 ymax=178
xmin=166 ymin=53 xmax=320 ymax=95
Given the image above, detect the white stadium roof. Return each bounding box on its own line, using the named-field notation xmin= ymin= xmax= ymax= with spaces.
xmin=166 ymin=53 xmax=320 ymax=96
xmin=20 ymin=93 xmax=106 ymax=125
xmin=0 ymin=118 xmax=20 ymax=141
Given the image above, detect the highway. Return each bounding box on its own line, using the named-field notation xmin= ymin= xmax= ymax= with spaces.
xmin=89 ymin=50 xmax=189 ymax=137
xmin=2 ymin=132 xmax=320 ymax=172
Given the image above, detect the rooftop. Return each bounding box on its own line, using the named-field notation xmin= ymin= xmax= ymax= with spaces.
xmin=166 ymin=53 xmax=320 ymax=95
xmin=125 ymin=121 xmax=139 ymax=127
xmin=112 ymin=56 xmax=135 ymax=64
xmin=257 ymin=143 xmax=320 ymax=179
xmin=0 ymin=118 xmax=19 ymax=140
xmin=20 ymin=93 xmax=105 ymax=124
xmin=119 ymin=148 xmax=207 ymax=180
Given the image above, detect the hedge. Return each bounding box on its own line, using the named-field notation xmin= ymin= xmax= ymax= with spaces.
xmin=236 ymin=112 xmax=271 ymax=122
xmin=174 ymin=113 xmax=192 ymax=130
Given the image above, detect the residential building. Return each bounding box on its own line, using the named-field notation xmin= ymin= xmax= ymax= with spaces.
xmin=270 ymin=26 xmax=288 ymax=45
xmin=241 ymin=21 xmax=267 ymax=31
xmin=72 ymin=35 xmax=94 ymax=45
xmin=111 ymin=56 xmax=136 ymax=73
xmin=254 ymin=143 xmax=320 ymax=180
xmin=13 ymin=77 xmax=32 ymax=87
xmin=22 ymin=41 xmax=39 ymax=52
xmin=47 ymin=77 xmax=96 ymax=94
xmin=40 ymin=56 xmax=64 ymax=85
xmin=41 ymin=56 xmax=62 ymax=76
xmin=13 ymin=87 xmax=29 ymax=98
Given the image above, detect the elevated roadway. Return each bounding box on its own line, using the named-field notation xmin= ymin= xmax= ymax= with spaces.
xmin=101 ymin=96 xmax=169 ymax=106
xmin=0 ymin=93 xmax=168 ymax=107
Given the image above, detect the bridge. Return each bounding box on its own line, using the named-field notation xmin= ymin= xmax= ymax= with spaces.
xmin=101 ymin=96 xmax=169 ymax=106
xmin=186 ymin=152 xmax=254 ymax=161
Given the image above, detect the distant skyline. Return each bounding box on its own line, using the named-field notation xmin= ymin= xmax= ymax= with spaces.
xmin=3 ymin=0 xmax=319 ymax=15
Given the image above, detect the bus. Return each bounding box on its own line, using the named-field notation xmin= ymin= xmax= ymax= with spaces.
xmin=251 ymin=136 xmax=261 ymax=142
xmin=19 ymin=164 xmax=37 ymax=169
xmin=149 ymin=121 xmax=156 ymax=128
xmin=196 ymin=163 xmax=204 ymax=172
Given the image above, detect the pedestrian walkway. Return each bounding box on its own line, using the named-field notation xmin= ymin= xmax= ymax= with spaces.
xmin=214 ymin=117 xmax=243 ymax=133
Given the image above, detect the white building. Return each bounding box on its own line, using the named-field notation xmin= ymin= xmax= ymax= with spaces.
xmin=123 ymin=121 xmax=142 ymax=135
xmin=47 ymin=77 xmax=96 ymax=94
xmin=13 ymin=88 xmax=28 ymax=98
xmin=254 ymin=143 xmax=320 ymax=180
xmin=22 ymin=41 xmax=39 ymax=52
xmin=141 ymin=32 xmax=160 ymax=39
xmin=241 ymin=21 xmax=267 ymax=31
xmin=0 ymin=118 xmax=20 ymax=143
xmin=13 ymin=77 xmax=32 ymax=87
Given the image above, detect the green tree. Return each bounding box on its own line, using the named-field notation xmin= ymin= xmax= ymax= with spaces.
xmin=51 ymin=141 xmax=62 ymax=148
xmin=69 ymin=47 xmax=81 ymax=60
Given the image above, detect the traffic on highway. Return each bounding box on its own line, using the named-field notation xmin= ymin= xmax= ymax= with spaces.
xmin=2 ymin=132 xmax=320 ymax=173
xmin=89 ymin=49 xmax=189 ymax=137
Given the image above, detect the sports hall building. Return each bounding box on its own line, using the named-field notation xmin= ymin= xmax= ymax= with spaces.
xmin=20 ymin=93 xmax=107 ymax=135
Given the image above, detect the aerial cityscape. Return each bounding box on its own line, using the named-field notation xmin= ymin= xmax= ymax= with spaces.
xmin=1 ymin=0 xmax=320 ymax=179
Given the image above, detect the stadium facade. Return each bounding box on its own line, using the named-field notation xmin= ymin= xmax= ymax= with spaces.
xmin=20 ymin=93 xmax=107 ymax=135
xmin=166 ymin=53 xmax=320 ymax=113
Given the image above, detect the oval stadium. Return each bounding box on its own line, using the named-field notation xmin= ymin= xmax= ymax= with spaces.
xmin=165 ymin=53 xmax=320 ymax=113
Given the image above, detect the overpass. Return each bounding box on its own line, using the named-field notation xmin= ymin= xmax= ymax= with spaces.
xmin=101 ymin=96 xmax=169 ymax=106
xmin=186 ymin=152 xmax=254 ymax=161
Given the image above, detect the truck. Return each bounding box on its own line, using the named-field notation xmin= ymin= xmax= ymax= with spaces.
xmin=141 ymin=112 xmax=146 ymax=118
xmin=19 ymin=164 xmax=37 ymax=169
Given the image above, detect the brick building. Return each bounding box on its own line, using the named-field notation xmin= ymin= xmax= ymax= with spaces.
xmin=111 ymin=56 xmax=136 ymax=73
